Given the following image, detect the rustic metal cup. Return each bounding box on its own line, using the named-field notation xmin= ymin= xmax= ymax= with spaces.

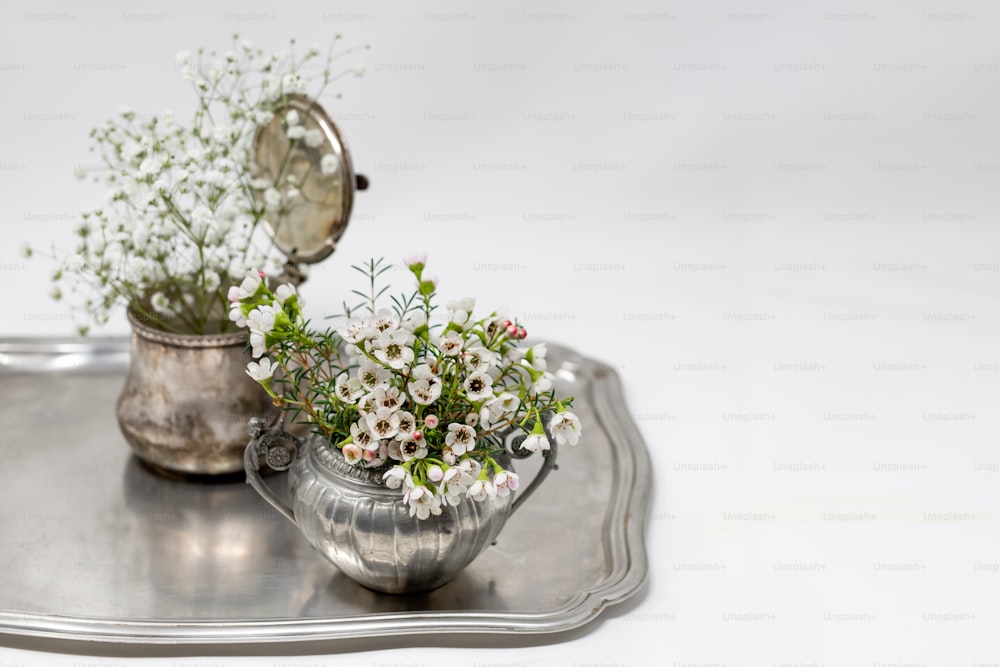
xmin=116 ymin=311 xmax=277 ymax=479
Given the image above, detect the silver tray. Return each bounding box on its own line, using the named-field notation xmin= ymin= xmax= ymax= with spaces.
xmin=0 ymin=339 xmax=650 ymax=645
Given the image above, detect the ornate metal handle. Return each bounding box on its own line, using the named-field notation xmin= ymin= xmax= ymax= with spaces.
xmin=244 ymin=417 xmax=303 ymax=526
xmin=503 ymin=416 xmax=560 ymax=517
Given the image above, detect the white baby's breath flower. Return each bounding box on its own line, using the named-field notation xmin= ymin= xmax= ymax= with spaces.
xmin=264 ymin=187 xmax=282 ymax=208
xmin=150 ymin=292 xmax=172 ymax=315
xmin=285 ymin=109 xmax=301 ymax=126
xmin=304 ymin=129 xmax=324 ymax=148
xmin=320 ymin=153 xmax=339 ymax=176
xmin=286 ymin=125 xmax=306 ymax=140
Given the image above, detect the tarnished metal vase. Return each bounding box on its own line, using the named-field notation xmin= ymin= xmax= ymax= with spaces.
xmin=245 ymin=423 xmax=557 ymax=594
xmin=116 ymin=312 xmax=277 ymax=478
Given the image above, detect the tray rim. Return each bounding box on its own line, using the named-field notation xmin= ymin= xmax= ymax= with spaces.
xmin=0 ymin=338 xmax=651 ymax=644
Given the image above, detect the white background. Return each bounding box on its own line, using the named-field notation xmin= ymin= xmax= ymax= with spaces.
xmin=2 ymin=0 xmax=999 ymax=664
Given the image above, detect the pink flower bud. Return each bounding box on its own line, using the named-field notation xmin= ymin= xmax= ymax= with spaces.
xmin=424 ymin=415 xmax=439 ymax=429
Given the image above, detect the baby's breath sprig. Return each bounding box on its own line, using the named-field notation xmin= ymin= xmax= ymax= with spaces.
xmin=34 ymin=35 xmax=367 ymax=335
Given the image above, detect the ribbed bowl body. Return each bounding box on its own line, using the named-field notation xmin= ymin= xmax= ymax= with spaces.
xmin=288 ymin=439 xmax=513 ymax=593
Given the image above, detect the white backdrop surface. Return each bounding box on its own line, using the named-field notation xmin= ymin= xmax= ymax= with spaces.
xmin=1 ymin=0 xmax=999 ymax=665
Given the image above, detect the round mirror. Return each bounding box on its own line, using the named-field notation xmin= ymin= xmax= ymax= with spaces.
xmin=252 ymin=94 xmax=358 ymax=265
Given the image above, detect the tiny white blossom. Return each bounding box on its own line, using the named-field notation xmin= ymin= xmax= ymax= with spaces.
xmin=150 ymin=292 xmax=172 ymax=315
xmin=525 ymin=342 xmax=548 ymax=371
xmin=372 ymin=330 xmax=415 ymax=369
xmin=549 ymin=411 xmax=582 ymax=446
xmin=350 ymin=421 xmax=376 ymax=449
xmin=407 ymin=378 xmax=442 ymax=405
xmin=494 ymin=471 xmax=519 ymax=498
xmin=445 ymin=423 xmax=476 ymax=456
xmin=285 ymin=109 xmax=301 ymax=126
xmin=335 ymin=372 xmax=364 ymax=404
xmin=396 ymin=411 xmax=417 ymax=439
xmin=366 ymin=407 xmax=400 ymax=440
xmin=286 ymin=125 xmax=306 ymax=140
xmin=320 ymin=153 xmax=339 ymax=176
xmin=521 ymin=432 xmax=550 ymax=454
xmin=400 ymin=439 xmax=428 ymax=462
xmin=463 ymin=347 xmax=497 ymax=372
xmin=275 ymin=283 xmax=296 ymax=304
xmin=304 ymin=128 xmax=325 ymax=148
xmin=370 ymin=308 xmax=399 ymax=334
xmin=247 ymin=304 xmax=278 ymax=334
xmin=383 ymin=466 xmax=408 ymax=489
xmin=374 ymin=386 xmax=407 ymax=412
xmin=337 ymin=316 xmax=371 ymax=344
xmin=264 ymin=187 xmax=282 ymax=208
xmin=406 ymin=485 xmax=442 ymax=520
xmin=228 ymin=302 xmax=248 ymax=327
xmin=249 ymin=331 xmax=267 ymax=358
xmin=342 ymin=443 xmax=363 ymax=465
xmin=463 ymin=371 xmax=494 ymax=402
xmin=439 ymin=330 xmax=463 ymax=357
xmin=468 ymin=478 xmax=496 ymax=502
xmin=245 ymin=357 xmax=276 ymax=382
xmin=530 ymin=371 xmax=554 ymax=396
xmin=356 ymin=358 xmax=391 ymax=391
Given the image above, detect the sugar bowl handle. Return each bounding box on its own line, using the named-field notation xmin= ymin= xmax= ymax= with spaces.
xmin=503 ymin=416 xmax=560 ymax=517
xmin=244 ymin=418 xmax=302 ymax=526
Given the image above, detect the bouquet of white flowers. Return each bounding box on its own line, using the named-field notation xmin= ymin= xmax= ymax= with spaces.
xmin=230 ymin=256 xmax=582 ymax=520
